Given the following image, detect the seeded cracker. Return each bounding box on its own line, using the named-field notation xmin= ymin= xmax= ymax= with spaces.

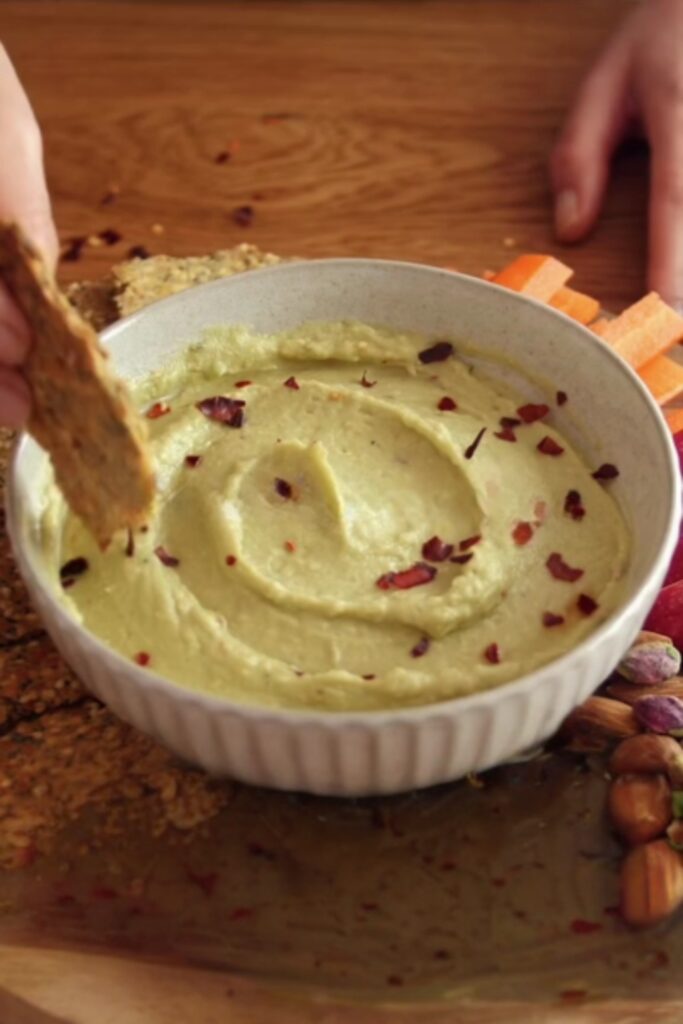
xmin=0 ymin=222 xmax=155 ymax=546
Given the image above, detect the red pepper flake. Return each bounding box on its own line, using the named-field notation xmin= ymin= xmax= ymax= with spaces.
xmin=450 ymin=552 xmax=474 ymax=565
xmin=542 ymin=611 xmax=565 ymax=627
xmin=125 ymin=528 xmax=135 ymax=557
xmin=185 ymin=454 xmax=202 ymax=468
xmin=134 ymin=651 xmax=151 ymax=667
xmin=564 ymin=489 xmax=586 ymax=520
xmin=570 ymin=918 xmax=602 ymax=935
xmin=459 ymin=534 xmax=481 ymax=551
xmin=410 ymin=636 xmax=431 ymax=658
xmin=275 ymin=478 xmax=293 ymax=499
xmin=230 ymin=906 xmax=254 ymax=921
xmin=362 ymin=673 xmax=376 ymax=680
xmin=61 ymin=236 xmax=87 ymax=262
xmin=484 ymin=643 xmax=500 ymax=664
xmin=146 ymin=401 xmax=171 ymax=420
xmin=512 ymin=521 xmax=534 ymax=546
xmin=99 ymin=228 xmax=122 ymax=246
xmin=232 ymin=205 xmax=254 ymax=227
xmin=517 ymin=403 xmax=550 ymax=424
xmin=283 ymin=376 xmax=300 ymax=390
xmin=421 ymin=535 xmax=454 ymax=562
xmin=556 ymin=390 xmax=568 ymax=406
xmin=185 ymin=868 xmax=219 ymax=897
xmin=386 ymin=975 xmax=404 ymax=987
xmin=546 ymin=552 xmax=584 ymax=582
xmin=592 ymin=463 xmax=619 ymax=481
xmin=464 ymin=427 xmax=486 ymax=459
xmin=226 ymin=555 xmax=237 ymax=566
xmin=155 ymin=545 xmax=180 ymax=568
xmin=196 ymin=396 xmax=245 ymax=427
xmin=577 ymin=593 xmax=598 ymax=616
xmin=418 ymin=340 xmax=453 ymax=364
xmin=215 ymin=150 xmax=231 ymax=164
xmin=494 ymin=427 xmax=517 ymax=442
xmin=127 ymin=244 xmax=150 ymax=260
xmin=500 ymin=416 xmax=522 ymax=429
xmin=360 ymin=371 xmax=377 ymax=388
xmin=376 ymin=562 xmax=437 ymax=591
xmin=235 ymin=380 xmax=252 ymax=389
xmin=59 ymin=557 xmax=89 ymax=585
xmin=537 ymin=436 xmax=564 ymax=456
xmin=284 ymin=540 xmax=297 ymax=553
xmin=437 ymin=396 xmax=458 ymax=411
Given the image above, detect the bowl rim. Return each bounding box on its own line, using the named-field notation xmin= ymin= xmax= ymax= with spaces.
xmin=7 ymin=256 xmax=682 ymax=727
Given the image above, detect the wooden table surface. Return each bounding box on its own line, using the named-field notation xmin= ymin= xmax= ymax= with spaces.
xmin=1 ymin=3 xmax=664 ymax=1022
xmin=4 ymin=0 xmax=643 ymax=309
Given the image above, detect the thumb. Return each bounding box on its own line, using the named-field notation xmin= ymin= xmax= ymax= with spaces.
xmin=550 ymin=29 xmax=633 ymax=243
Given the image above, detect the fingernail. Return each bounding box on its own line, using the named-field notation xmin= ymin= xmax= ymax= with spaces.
xmin=0 ymin=380 xmax=30 ymax=429
xmin=555 ymin=189 xmax=580 ymax=238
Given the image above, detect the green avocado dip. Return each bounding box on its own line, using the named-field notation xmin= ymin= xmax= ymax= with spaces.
xmin=41 ymin=321 xmax=630 ymax=711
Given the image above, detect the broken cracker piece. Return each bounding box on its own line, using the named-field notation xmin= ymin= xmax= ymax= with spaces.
xmin=0 ymin=222 xmax=155 ymax=546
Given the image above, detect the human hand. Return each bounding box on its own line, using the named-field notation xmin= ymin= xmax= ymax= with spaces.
xmin=551 ymin=0 xmax=683 ymax=307
xmin=0 ymin=44 xmax=57 ymax=428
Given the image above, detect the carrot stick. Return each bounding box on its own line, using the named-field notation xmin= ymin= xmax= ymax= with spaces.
xmin=491 ymin=254 xmax=573 ymax=302
xmin=639 ymin=355 xmax=683 ymax=405
xmin=665 ymin=408 xmax=683 ymax=434
xmin=593 ymin=293 xmax=683 ymax=369
xmin=549 ymin=286 xmax=600 ymax=325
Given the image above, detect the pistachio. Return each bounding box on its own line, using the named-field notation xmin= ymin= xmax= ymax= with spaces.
xmin=606 ymin=676 xmax=683 ymax=706
xmin=610 ymin=734 xmax=683 ymax=786
xmin=667 ymin=819 xmax=683 ymax=851
xmin=634 ymin=695 xmax=683 ymax=736
xmin=607 ymin=773 xmax=672 ymax=846
xmin=561 ymin=696 xmax=639 ymax=751
xmin=620 ymin=839 xmax=683 ymax=928
xmin=617 ymin=634 xmax=681 ymax=686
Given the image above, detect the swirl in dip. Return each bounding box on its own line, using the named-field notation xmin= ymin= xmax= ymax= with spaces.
xmin=41 ymin=322 xmax=630 ymax=711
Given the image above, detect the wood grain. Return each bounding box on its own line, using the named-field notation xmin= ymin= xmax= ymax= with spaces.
xmin=2 ymin=0 xmax=645 ymax=310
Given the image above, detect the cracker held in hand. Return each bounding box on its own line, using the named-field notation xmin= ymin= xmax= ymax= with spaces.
xmin=0 ymin=222 xmax=154 ymax=546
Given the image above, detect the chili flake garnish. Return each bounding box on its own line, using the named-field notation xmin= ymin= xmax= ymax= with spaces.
xmin=411 ymin=636 xmax=431 ymax=658
xmin=235 ymin=380 xmax=252 ymax=388
xmin=127 ymin=244 xmax=150 ymax=260
xmin=59 ymin=557 xmax=89 ymax=586
xmin=232 ymin=205 xmax=254 ymax=227
xmin=421 ymin=535 xmax=454 ymax=562
xmin=125 ymin=528 xmax=135 ymax=557
xmin=537 ymin=436 xmax=564 ymax=456
xmin=592 ymin=463 xmax=619 ymax=481
xmin=283 ymin=376 xmax=300 ymax=390
xmin=564 ymin=489 xmax=586 ymax=520
xmin=284 ymin=540 xmax=296 ymax=553
xmin=556 ymin=390 xmax=568 ymax=406
xmin=185 ymin=454 xmax=202 ymax=468
xmin=577 ymin=593 xmax=598 ymax=616
xmin=226 ymin=555 xmax=237 ymax=566
xmin=512 ymin=521 xmax=533 ymax=546
xmin=517 ymin=403 xmax=550 ymax=424
xmin=134 ymin=651 xmax=151 ymax=667
xmin=459 ymin=534 xmax=481 ymax=551
xmin=500 ymin=416 xmax=522 ymax=429
xmin=418 ymin=341 xmax=453 ymax=364
xmin=146 ymin=402 xmax=170 ymax=420
xmin=275 ymin=478 xmax=293 ymax=499
xmin=376 ymin=562 xmax=437 ymax=591
xmin=450 ymin=552 xmax=474 ymax=565
xmin=360 ymin=371 xmax=377 ymax=388
xmin=494 ymin=427 xmax=517 ymax=442
xmin=155 ymin=546 xmax=180 ymax=568
xmin=196 ymin=396 xmax=245 ymax=428
xmin=546 ymin=552 xmax=584 ymax=582
xmin=99 ymin=228 xmax=122 ymax=246
xmin=484 ymin=643 xmax=500 ymax=664
xmin=542 ymin=612 xmax=565 ymax=627
xmin=464 ymin=427 xmax=486 ymax=459
xmin=437 ymin=396 xmax=458 ymax=411
xmin=362 ymin=674 xmax=376 ymax=680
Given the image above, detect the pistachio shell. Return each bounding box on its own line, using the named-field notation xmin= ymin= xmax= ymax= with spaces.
xmin=618 ymin=637 xmax=681 ymax=686
xmin=634 ymin=695 xmax=683 ymax=736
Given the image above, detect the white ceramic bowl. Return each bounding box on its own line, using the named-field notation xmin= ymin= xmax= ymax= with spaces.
xmin=7 ymin=259 xmax=681 ymax=796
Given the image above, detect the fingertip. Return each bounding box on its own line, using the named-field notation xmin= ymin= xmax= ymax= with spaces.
xmin=0 ymin=370 xmax=30 ymax=429
xmin=0 ymin=284 xmax=30 ymax=364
